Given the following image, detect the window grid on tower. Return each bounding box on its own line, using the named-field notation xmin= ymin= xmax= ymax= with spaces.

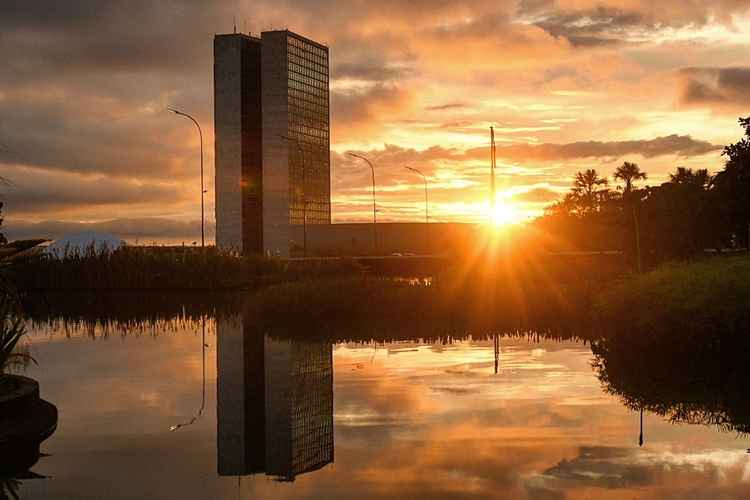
xmin=286 ymin=33 xmax=330 ymax=226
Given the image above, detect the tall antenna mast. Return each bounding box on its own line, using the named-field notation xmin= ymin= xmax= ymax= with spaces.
xmin=490 ymin=126 xmax=497 ymax=224
xmin=233 ymin=16 xmax=237 ymax=34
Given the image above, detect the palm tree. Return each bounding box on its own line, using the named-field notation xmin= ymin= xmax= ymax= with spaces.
xmin=669 ymin=167 xmax=711 ymax=189
xmin=614 ymin=161 xmax=647 ymax=193
xmin=573 ymin=169 xmax=608 ymax=197
xmin=571 ymin=169 xmax=608 ymax=215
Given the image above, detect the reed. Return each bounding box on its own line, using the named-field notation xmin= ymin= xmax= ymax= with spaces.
xmin=10 ymin=245 xmax=364 ymax=290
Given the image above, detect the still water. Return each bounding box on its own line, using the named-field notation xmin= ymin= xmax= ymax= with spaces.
xmin=11 ymin=314 xmax=750 ymax=499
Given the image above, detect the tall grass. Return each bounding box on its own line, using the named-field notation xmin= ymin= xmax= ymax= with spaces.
xmin=10 ymin=246 xmax=365 ymax=290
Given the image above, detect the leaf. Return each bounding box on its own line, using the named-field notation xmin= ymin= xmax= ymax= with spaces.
xmin=6 ymin=352 xmax=37 ymax=366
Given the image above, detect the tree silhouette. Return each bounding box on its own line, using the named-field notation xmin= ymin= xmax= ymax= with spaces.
xmin=534 ymin=117 xmax=750 ymax=258
xmin=711 ymin=117 xmax=750 ymax=247
xmin=669 ymin=167 xmax=712 ymax=188
xmin=572 ymin=169 xmax=608 ymax=197
xmin=613 ymin=161 xmax=647 ymax=193
xmin=570 ymin=169 xmax=609 ymax=215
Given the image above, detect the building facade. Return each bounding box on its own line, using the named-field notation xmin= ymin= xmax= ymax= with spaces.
xmin=214 ymin=30 xmax=331 ymax=257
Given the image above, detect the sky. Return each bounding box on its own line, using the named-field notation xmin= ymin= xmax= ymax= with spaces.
xmin=2 ymin=0 xmax=750 ymax=243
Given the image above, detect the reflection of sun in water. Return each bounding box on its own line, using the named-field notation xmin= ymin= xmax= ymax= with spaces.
xmin=491 ymin=200 xmax=521 ymax=226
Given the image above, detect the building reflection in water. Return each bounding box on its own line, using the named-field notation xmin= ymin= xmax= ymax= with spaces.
xmin=217 ymin=316 xmax=334 ymax=482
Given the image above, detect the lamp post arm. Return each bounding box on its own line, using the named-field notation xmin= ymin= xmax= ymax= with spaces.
xmin=168 ymin=108 xmax=205 ymax=248
xmin=348 ymin=152 xmax=378 ymax=254
xmin=405 ymin=166 xmax=429 ymax=225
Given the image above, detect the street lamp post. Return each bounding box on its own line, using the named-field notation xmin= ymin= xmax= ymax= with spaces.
xmin=279 ymin=135 xmax=307 ymax=257
xmin=347 ymin=152 xmax=377 ymax=255
xmin=405 ymin=166 xmax=429 ymax=254
xmin=405 ymin=166 xmax=428 ymax=224
xmin=169 ymin=316 xmax=207 ymax=431
xmin=168 ymin=108 xmax=205 ymax=248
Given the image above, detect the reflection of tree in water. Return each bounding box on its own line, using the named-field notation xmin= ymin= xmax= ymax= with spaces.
xmin=592 ymin=332 xmax=750 ymax=435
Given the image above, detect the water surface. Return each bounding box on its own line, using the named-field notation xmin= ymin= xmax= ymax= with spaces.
xmin=11 ymin=315 xmax=750 ymax=499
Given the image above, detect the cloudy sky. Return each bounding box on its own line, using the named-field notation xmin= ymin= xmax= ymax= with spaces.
xmin=2 ymin=1 xmax=750 ymax=242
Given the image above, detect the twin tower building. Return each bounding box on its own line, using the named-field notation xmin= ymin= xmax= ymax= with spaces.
xmin=214 ymin=30 xmax=331 ymax=257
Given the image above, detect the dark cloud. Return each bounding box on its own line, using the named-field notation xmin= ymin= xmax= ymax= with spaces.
xmin=333 ymin=62 xmax=413 ymax=82
xmin=331 ymin=84 xmax=414 ymax=138
xmin=527 ymin=2 xmax=750 ymax=47
xmin=0 ymin=1 xmax=235 ymax=79
xmin=0 ymin=1 xmax=229 ymax=185
xmin=0 ymin=94 xmax=201 ymax=179
xmin=534 ymin=7 xmax=646 ymax=47
xmin=339 ymin=135 xmax=721 ymax=169
xmin=0 ymin=167 xmax=185 ymax=216
xmin=488 ymin=135 xmax=721 ymax=161
xmin=512 ymin=187 xmax=560 ymax=203
xmin=425 ymin=103 xmax=470 ymax=111
xmin=678 ymin=67 xmax=750 ymax=109
xmin=4 ymin=217 xmax=212 ymax=243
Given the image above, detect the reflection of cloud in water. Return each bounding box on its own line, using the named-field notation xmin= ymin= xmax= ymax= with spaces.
xmin=17 ymin=320 xmax=750 ymax=499
xmin=527 ymin=446 xmax=750 ymax=497
xmin=528 ymin=447 xmax=654 ymax=490
xmin=430 ymin=386 xmax=479 ymax=395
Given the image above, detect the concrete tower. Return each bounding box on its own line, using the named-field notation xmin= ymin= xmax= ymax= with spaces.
xmin=214 ymin=30 xmax=330 ymax=257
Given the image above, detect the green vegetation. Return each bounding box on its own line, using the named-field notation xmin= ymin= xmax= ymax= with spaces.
xmin=595 ymin=255 xmax=750 ymax=337
xmin=14 ymin=245 xmax=626 ymax=339
xmin=537 ymin=116 xmax=750 ymax=263
xmin=250 ymin=258 xmax=601 ymax=339
xmin=586 ymin=254 xmax=750 ymax=435
xmin=10 ymin=246 xmax=364 ymax=290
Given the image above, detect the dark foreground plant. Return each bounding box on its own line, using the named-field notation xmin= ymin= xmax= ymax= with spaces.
xmin=0 ymin=299 xmax=33 ymax=376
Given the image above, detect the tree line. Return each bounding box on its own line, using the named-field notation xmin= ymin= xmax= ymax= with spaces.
xmin=534 ymin=117 xmax=750 ymax=262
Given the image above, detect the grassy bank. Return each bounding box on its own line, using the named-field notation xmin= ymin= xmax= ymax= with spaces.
xmin=595 ymin=255 xmax=750 ymax=337
xmin=249 ymin=266 xmax=598 ymax=339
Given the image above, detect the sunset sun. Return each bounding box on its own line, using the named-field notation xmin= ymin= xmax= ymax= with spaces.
xmin=491 ymin=200 xmax=522 ymax=227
